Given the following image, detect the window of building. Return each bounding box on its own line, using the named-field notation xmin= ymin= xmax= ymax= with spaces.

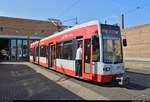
xmin=11 ymin=39 xmax=17 ymax=61
xmin=23 ymin=40 xmax=28 ymax=58
xmin=41 ymin=30 xmax=45 ymax=33
xmin=17 ymin=40 xmax=22 ymax=60
xmin=40 ymin=46 xmax=46 ymax=57
xmin=63 ymin=40 xmax=73 ymax=60
xmin=0 ymin=27 xmax=3 ymax=32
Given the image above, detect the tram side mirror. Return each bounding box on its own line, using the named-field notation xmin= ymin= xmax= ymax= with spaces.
xmin=123 ymin=39 xmax=127 ymax=47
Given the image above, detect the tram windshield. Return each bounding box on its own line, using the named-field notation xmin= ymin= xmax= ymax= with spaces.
xmin=101 ymin=24 xmax=123 ymax=64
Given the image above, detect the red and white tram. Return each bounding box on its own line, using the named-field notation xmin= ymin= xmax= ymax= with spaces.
xmin=30 ymin=20 xmax=127 ymax=85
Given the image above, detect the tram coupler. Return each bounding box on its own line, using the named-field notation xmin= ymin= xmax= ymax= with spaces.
xmin=116 ymin=75 xmax=130 ymax=86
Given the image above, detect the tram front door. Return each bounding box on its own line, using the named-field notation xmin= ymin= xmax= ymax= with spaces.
xmin=83 ymin=39 xmax=93 ymax=80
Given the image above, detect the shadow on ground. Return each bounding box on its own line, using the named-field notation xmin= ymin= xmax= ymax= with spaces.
xmin=66 ymin=70 xmax=150 ymax=91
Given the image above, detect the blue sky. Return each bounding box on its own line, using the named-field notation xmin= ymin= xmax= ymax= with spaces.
xmin=0 ymin=0 xmax=150 ymax=28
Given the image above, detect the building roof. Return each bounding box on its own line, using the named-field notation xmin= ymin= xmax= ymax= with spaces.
xmin=0 ymin=16 xmax=65 ymax=38
xmin=126 ymin=23 xmax=150 ymax=30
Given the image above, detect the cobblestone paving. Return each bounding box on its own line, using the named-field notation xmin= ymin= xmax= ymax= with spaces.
xmin=0 ymin=64 xmax=82 ymax=102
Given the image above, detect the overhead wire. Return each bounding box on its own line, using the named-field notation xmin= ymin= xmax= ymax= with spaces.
xmin=112 ymin=0 xmax=150 ymax=15
xmin=54 ymin=0 xmax=80 ymax=26
xmin=109 ymin=0 xmax=150 ymax=26
xmin=57 ymin=0 xmax=80 ymax=18
xmin=125 ymin=2 xmax=150 ymax=15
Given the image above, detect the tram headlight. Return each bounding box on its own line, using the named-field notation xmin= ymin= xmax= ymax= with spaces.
xmin=103 ymin=67 xmax=111 ymax=71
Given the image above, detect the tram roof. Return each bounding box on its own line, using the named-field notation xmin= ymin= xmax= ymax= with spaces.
xmin=30 ymin=40 xmax=39 ymax=45
xmin=40 ymin=20 xmax=100 ymax=42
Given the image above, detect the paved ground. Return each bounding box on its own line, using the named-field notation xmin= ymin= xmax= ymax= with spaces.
xmin=42 ymin=65 xmax=150 ymax=100
xmin=0 ymin=64 xmax=83 ymax=101
xmin=0 ymin=62 xmax=150 ymax=101
xmin=125 ymin=60 xmax=150 ymax=74
xmin=70 ymin=71 xmax=150 ymax=100
xmin=28 ymin=62 xmax=150 ymax=100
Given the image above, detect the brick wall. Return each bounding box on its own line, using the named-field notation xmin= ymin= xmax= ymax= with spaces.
xmin=123 ymin=24 xmax=150 ymax=60
xmin=0 ymin=16 xmax=62 ymax=37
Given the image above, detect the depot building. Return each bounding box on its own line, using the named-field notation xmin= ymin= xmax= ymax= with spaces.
xmin=0 ymin=16 xmax=66 ymax=61
xmin=123 ymin=24 xmax=150 ymax=61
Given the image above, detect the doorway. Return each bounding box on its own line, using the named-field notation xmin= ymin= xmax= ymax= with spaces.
xmin=0 ymin=39 xmax=9 ymax=61
xmin=48 ymin=44 xmax=55 ymax=68
xmin=83 ymin=39 xmax=93 ymax=80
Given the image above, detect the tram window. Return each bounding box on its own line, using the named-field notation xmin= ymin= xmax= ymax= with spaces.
xmin=92 ymin=36 xmax=100 ymax=62
xmin=56 ymin=43 xmax=63 ymax=59
xmin=85 ymin=39 xmax=91 ymax=63
xmin=40 ymin=46 xmax=46 ymax=57
xmin=63 ymin=40 xmax=73 ymax=60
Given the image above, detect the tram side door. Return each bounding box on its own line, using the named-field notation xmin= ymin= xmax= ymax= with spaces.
xmin=48 ymin=44 xmax=55 ymax=68
xmin=35 ymin=46 xmax=39 ymax=64
xmin=83 ymin=39 xmax=93 ymax=80
xmin=33 ymin=47 xmax=36 ymax=62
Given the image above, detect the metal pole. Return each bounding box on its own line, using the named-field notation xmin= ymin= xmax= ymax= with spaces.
xmin=27 ymin=35 xmax=30 ymax=61
xmin=75 ymin=16 xmax=78 ymax=24
xmin=122 ymin=14 xmax=124 ymax=30
xmin=105 ymin=20 xmax=107 ymax=24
